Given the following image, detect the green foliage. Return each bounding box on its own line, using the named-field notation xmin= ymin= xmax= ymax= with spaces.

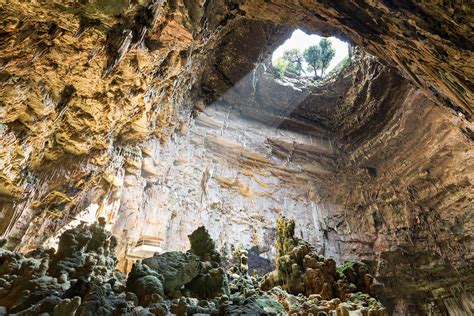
xmin=303 ymin=38 xmax=336 ymax=78
xmin=303 ymin=45 xmax=322 ymax=78
xmin=282 ymin=49 xmax=304 ymax=76
xmin=273 ymin=57 xmax=289 ymax=78
xmin=319 ymin=38 xmax=336 ymax=76
xmin=336 ymin=261 xmax=357 ymax=277
xmin=273 ymin=38 xmax=337 ymax=79
xmin=336 ymin=261 xmax=368 ymax=279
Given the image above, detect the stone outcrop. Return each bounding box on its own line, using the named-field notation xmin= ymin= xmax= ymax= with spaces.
xmin=142 ymin=251 xmax=201 ymax=297
xmin=185 ymin=226 xmax=226 ymax=299
xmin=126 ymin=260 xmax=165 ymax=306
xmin=0 ymin=219 xmax=126 ymax=315
xmin=0 ymin=220 xmax=388 ymax=315
xmin=261 ymin=217 xmax=378 ymax=307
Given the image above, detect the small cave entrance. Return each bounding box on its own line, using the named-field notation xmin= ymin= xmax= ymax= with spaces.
xmin=271 ymin=29 xmax=350 ymax=80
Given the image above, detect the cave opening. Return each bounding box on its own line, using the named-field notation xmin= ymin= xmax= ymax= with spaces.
xmin=36 ymin=25 xmax=359 ymax=288
xmin=126 ymin=22 xmax=361 ymax=271
xmin=271 ymin=29 xmax=350 ymax=79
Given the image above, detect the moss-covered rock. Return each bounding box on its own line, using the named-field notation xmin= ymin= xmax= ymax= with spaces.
xmin=260 ymin=217 xmax=386 ymax=315
xmin=126 ymin=261 xmax=164 ymax=306
xmin=142 ymin=251 xmax=201 ymax=297
xmin=261 ymin=217 xmax=338 ymax=298
xmin=336 ymin=261 xmax=373 ymax=297
xmin=188 ymin=226 xmax=221 ymax=263
xmin=185 ymin=226 xmax=225 ymax=299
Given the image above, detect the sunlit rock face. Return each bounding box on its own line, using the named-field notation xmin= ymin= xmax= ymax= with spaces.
xmin=0 ymin=0 xmax=201 ymax=245
xmin=0 ymin=0 xmax=472 ymax=314
xmin=111 ymin=101 xmax=337 ymax=270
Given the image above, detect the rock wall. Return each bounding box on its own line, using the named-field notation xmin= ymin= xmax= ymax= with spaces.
xmin=0 ymin=219 xmax=389 ymax=315
xmin=30 ymin=52 xmax=470 ymax=312
xmin=235 ymin=0 xmax=473 ymax=118
xmin=0 ymin=0 xmax=203 ymax=245
xmin=201 ymin=52 xmax=473 ymax=313
xmin=111 ymin=102 xmax=338 ymax=271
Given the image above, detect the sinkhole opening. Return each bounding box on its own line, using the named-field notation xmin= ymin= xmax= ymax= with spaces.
xmin=271 ymin=29 xmax=349 ymax=80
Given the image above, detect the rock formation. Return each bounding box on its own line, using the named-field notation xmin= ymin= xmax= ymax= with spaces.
xmin=185 ymin=226 xmax=226 ymax=299
xmin=261 ymin=217 xmax=378 ymax=306
xmin=0 ymin=0 xmax=472 ymax=314
xmin=0 ymin=219 xmax=126 ymax=315
xmin=0 ymin=219 xmax=388 ymax=315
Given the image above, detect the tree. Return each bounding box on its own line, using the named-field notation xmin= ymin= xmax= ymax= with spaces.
xmin=303 ymin=45 xmax=322 ymax=79
xmin=283 ymin=49 xmax=304 ymax=76
xmin=303 ymin=38 xmax=336 ymax=78
xmin=272 ymin=38 xmax=336 ymax=79
xmin=273 ymin=57 xmax=289 ymax=78
xmin=319 ymin=38 xmax=336 ymax=77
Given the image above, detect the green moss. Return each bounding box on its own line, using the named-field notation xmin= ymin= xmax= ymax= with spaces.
xmin=255 ymin=299 xmax=286 ymax=314
xmin=84 ymin=0 xmax=129 ymax=17
xmin=336 ymin=261 xmax=357 ymax=277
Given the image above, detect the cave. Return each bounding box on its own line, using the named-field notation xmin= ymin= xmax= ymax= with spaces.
xmin=0 ymin=1 xmax=472 ymax=315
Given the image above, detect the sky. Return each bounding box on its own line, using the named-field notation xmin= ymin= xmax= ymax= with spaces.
xmin=272 ymin=29 xmax=349 ymax=76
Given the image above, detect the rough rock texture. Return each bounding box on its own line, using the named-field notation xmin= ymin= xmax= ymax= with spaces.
xmin=0 ymin=220 xmax=126 ymax=315
xmin=109 ymin=98 xmax=336 ymax=274
xmin=0 ymin=0 xmax=473 ymax=314
xmin=185 ymin=226 xmax=226 ymax=299
xmin=126 ymin=261 xmax=165 ymax=306
xmin=261 ymin=217 xmax=376 ymax=303
xmin=0 ymin=221 xmax=388 ymax=315
xmin=202 ymin=48 xmax=473 ymax=313
xmin=234 ymin=1 xmax=474 ymax=118
xmin=142 ymin=251 xmax=201 ymax=297
xmin=0 ymin=0 xmax=201 ymax=246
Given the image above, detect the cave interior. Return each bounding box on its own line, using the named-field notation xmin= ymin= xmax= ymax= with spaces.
xmin=0 ymin=1 xmax=472 ymax=315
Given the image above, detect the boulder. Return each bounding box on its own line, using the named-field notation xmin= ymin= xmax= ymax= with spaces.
xmin=142 ymin=252 xmax=200 ymax=296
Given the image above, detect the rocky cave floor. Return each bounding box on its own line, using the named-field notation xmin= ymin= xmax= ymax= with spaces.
xmin=0 ymin=217 xmax=387 ymax=316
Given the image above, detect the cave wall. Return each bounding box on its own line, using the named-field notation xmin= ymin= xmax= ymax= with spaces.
xmin=200 ymin=46 xmax=473 ymax=312
xmin=0 ymin=0 xmax=202 ymax=243
xmin=235 ymin=0 xmax=473 ymax=119
xmin=110 ymin=103 xmax=337 ymax=272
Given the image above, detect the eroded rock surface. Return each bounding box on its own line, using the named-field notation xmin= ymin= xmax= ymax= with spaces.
xmin=0 ymin=220 xmax=388 ymax=315
xmin=143 ymin=251 xmax=201 ymax=297
xmin=0 ymin=219 xmax=126 ymax=315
